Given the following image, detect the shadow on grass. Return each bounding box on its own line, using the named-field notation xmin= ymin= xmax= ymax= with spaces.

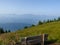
xmin=45 ymin=39 xmax=58 ymax=45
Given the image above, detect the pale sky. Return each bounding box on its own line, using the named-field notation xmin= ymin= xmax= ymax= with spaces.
xmin=0 ymin=0 xmax=60 ymax=15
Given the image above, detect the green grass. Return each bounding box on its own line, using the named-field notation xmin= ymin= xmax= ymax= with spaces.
xmin=0 ymin=21 xmax=60 ymax=45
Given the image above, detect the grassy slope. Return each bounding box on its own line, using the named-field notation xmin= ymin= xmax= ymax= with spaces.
xmin=0 ymin=21 xmax=60 ymax=45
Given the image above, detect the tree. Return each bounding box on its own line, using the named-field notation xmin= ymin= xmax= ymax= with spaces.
xmin=24 ymin=26 xmax=28 ymax=29
xmin=5 ymin=30 xmax=11 ymax=33
xmin=38 ymin=21 xmax=43 ymax=25
xmin=57 ymin=17 xmax=60 ymax=21
xmin=49 ymin=20 xmax=54 ymax=22
xmin=0 ymin=28 xmax=4 ymax=34
xmin=46 ymin=19 xmax=50 ymax=23
xmin=54 ymin=18 xmax=57 ymax=21
xmin=5 ymin=30 xmax=8 ymax=33
xmin=31 ymin=24 xmax=35 ymax=27
xmin=8 ymin=30 xmax=11 ymax=32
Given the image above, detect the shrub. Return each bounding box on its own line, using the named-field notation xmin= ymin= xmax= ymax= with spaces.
xmin=31 ymin=24 xmax=35 ymax=27
xmin=24 ymin=26 xmax=28 ymax=29
xmin=38 ymin=21 xmax=43 ymax=25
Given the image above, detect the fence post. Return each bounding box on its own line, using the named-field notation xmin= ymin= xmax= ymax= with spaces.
xmin=41 ymin=34 xmax=44 ymax=45
xmin=25 ymin=37 xmax=27 ymax=45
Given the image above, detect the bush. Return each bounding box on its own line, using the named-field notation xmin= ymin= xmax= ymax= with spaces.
xmin=31 ymin=24 xmax=35 ymax=27
xmin=38 ymin=21 xmax=43 ymax=25
xmin=24 ymin=26 xmax=28 ymax=29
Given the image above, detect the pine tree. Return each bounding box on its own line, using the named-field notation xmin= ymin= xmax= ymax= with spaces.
xmin=38 ymin=21 xmax=43 ymax=25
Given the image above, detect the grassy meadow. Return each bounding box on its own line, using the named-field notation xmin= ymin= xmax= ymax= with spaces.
xmin=0 ymin=21 xmax=60 ymax=45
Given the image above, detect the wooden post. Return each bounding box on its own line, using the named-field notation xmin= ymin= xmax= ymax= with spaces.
xmin=43 ymin=34 xmax=44 ymax=45
xmin=41 ymin=34 xmax=48 ymax=45
xmin=41 ymin=34 xmax=44 ymax=45
xmin=25 ymin=37 xmax=27 ymax=45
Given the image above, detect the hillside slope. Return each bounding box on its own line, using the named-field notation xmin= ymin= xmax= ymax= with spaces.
xmin=0 ymin=21 xmax=60 ymax=45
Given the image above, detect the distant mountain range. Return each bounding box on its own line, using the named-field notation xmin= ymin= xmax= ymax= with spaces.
xmin=0 ymin=14 xmax=59 ymax=24
xmin=0 ymin=14 xmax=59 ymax=31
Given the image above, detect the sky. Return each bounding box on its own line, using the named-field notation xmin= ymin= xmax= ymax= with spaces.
xmin=0 ymin=0 xmax=60 ymax=15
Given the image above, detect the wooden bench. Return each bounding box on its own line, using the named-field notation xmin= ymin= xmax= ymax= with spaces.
xmin=20 ymin=34 xmax=48 ymax=45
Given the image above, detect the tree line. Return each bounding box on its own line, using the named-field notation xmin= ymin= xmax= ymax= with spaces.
xmin=0 ymin=28 xmax=11 ymax=34
xmin=24 ymin=17 xmax=60 ymax=29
